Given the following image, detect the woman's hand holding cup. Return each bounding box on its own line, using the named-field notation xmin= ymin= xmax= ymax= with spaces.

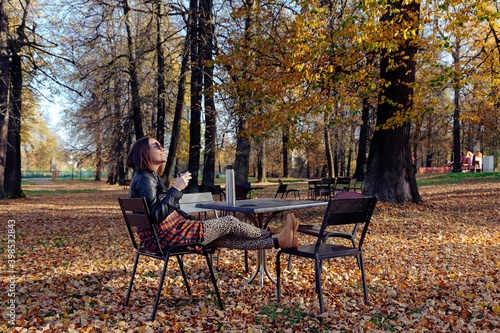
xmin=173 ymin=171 xmax=191 ymax=191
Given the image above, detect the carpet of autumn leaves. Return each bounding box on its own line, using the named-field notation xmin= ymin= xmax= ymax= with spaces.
xmin=1 ymin=178 xmax=499 ymax=333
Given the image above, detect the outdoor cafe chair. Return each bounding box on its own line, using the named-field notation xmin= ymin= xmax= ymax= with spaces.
xmin=275 ymin=182 xmax=289 ymax=199
xmin=315 ymin=177 xmax=335 ymax=200
xmin=334 ymin=176 xmax=352 ymax=196
xmin=287 ymin=191 xmax=366 ymax=269
xmin=235 ymin=184 xmax=248 ymax=200
xmin=117 ymin=197 xmax=223 ymax=321
xmin=277 ymin=179 xmax=300 ymax=199
xmin=276 ymin=194 xmax=377 ymax=313
xmin=351 ymin=175 xmax=365 ymax=193
xmin=307 ymin=177 xmax=320 ymax=199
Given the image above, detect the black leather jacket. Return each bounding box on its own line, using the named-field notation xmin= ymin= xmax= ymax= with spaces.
xmin=129 ymin=170 xmax=194 ymax=224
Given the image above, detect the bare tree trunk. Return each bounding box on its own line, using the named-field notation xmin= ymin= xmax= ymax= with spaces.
xmin=412 ymin=116 xmax=422 ymax=172
xmin=156 ymin=2 xmax=166 ymax=146
xmin=346 ymin=123 xmax=355 ymax=176
xmin=201 ymin=0 xmax=216 ymax=189
xmin=324 ymin=124 xmax=334 ymax=178
xmin=425 ymin=117 xmax=433 ymax=167
xmin=233 ymin=0 xmax=259 ymax=184
xmin=334 ymin=130 xmax=342 ymax=177
xmin=110 ymin=76 xmax=129 ymax=186
xmin=354 ymin=96 xmax=370 ymax=178
xmin=282 ymin=126 xmax=289 ymax=178
xmin=164 ymin=38 xmax=189 ymax=185
xmin=452 ymin=41 xmax=462 ymax=172
xmin=0 ymin=0 xmax=9 ymax=198
xmin=122 ymin=0 xmax=143 ymax=139
xmin=305 ymin=146 xmax=312 ymax=178
xmin=5 ymin=30 xmax=23 ymax=198
xmin=187 ymin=0 xmax=202 ymax=192
xmin=234 ymin=115 xmax=251 ymax=184
xmin=95 ymin=140 xmax=102 ymax=181
xmin=256 ymin=138 xmax=266 ymax=182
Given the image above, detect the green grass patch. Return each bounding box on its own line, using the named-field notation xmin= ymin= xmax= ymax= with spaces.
xmin=416 ymin=172 xmax=500 ymax=186
xmin=23 ymin=189 xmax=100 ymax=195
xmin=21 ymin=180 xmax=38 ymax=185
xmin=52 ymin=178 xmax=97 ymax=182
xmin=266 ymin=179 xmax=303 ymax=184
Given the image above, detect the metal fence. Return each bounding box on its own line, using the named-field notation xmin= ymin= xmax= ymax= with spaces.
xmin=22 ymin=170 xmax=108 ymax=179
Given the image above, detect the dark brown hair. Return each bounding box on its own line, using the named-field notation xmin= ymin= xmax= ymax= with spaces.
xmin=126 ymin=136 xmax=164 ymax=174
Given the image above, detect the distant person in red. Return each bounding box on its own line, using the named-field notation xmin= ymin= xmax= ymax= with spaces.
xmin=126 ymin=136 xmax=298 ymax=252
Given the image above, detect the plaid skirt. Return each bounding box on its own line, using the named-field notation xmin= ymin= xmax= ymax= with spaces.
xmin=136 ymin=211 xmax=205 ymax=253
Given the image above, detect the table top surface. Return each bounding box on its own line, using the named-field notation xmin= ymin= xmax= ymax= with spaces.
xmin=196 ymin=198 xmax=328 ymax=214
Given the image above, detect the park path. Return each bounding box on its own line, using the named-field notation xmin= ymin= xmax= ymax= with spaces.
xmin=24 ymin=178 xmax=53 ymax=185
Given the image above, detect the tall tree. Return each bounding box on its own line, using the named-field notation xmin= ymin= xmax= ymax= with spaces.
xmin=0 ymin=0 xmax=10 ymax=198
xmin=186 ymin=0 xmax=203 ymax=192
xmin=4 ymin=0 xmax=31 ymax=198
xmin=164 ymin=38 xmax=189 ymax=185
xmin=256 ymin=137 xmax=266 ymax=182
xmin=451 ymin=40 xmax=462 ymax=172
xmin=233 ymin=0 xmax=259 ymax=184
xmin=201 ymin=0 xmax=217 ymax=189
xmin=353 ymin=96 xmax=370 ymax=179
xmin=121 ymin=0 xmax=143 ymax=139
xmin=282 ymin=126 xmax=289 ymax=178
xmin=364 ymin=0 xmax=422 ymax=203
xmin=323 ymin=113 xmax=334 ymax=178
xmin=155 ymin=1 xmax=166 ymax=147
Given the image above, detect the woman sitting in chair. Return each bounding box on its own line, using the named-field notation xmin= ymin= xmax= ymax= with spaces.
xmin=126 ymin=136 xmax=298 ymax=253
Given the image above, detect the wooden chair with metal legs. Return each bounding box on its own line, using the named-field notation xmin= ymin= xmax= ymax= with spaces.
xmin=277 ymin=194 xmax=376 ymax=313
xmin=118 ymin=197 xmax=223 ymax=321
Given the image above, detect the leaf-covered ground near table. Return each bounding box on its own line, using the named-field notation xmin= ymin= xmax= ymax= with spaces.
xmin=1 ymin=180 xmax=499 ymax=332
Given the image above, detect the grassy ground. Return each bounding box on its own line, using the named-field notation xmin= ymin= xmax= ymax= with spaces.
xmin=416 ymin=172 xmax=500 ymax=186
xmin=21 ymin=171 xmax=500 ymax=196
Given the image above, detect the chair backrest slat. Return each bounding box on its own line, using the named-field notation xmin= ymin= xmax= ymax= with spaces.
xmin=336 ymin=177 xmax=351 ymax=185
xmin=120 ymin=197 xmax=148 ymax=212
xmin=126 ymin=213 xmax=152 ymax=229
xmin=327 ymin=211 xmax=370 ymax=226
xmin=335 ymin=177 xmax=352 ymax=191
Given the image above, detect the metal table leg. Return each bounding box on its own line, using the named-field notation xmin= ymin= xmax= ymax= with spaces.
xmin=240 ymin=212 xmax=279 ymax=286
